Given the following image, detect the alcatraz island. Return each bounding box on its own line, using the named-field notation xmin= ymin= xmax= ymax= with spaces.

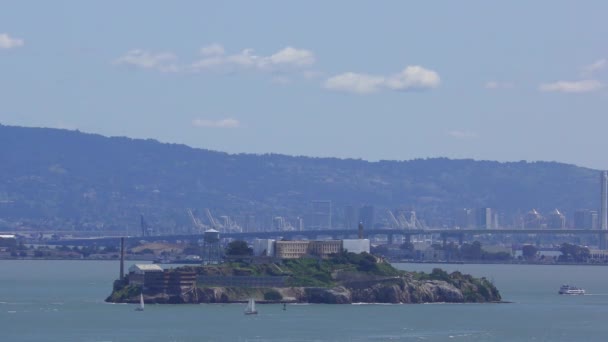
xmin=107 ymin=237 xmax=501 ymax=305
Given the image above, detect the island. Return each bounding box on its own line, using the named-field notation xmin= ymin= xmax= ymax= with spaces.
xmin=107 ymin=252 xmax=501 ymax=304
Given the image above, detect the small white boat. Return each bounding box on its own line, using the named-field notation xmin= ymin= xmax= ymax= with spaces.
xmin=558 ymin=284 xmax=585 ymax=295
xmin=244 ymin=298 xmax=258 ymax=315
xmin=135 ymin=293 xmax=145 ymax=311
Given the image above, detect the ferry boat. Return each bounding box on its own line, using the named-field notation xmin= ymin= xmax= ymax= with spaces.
xmin=558 ymin=284 xmax=585 ymax=295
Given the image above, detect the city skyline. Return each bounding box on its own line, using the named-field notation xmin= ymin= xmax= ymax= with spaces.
xmin=2 ymin=2 xmax=608 ymax=169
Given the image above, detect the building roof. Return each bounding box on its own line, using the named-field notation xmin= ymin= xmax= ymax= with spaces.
xmin=129 ymin=264 xmax=163 ymax=272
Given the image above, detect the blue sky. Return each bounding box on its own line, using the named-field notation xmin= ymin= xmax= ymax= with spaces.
xmin=1 ymin=1 xmax=608 ymax=168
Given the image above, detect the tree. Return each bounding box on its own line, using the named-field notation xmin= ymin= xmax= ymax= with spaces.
xmin=559 ymin=243 xmax=590 ymax=263
xmin=225 ymin=240 xmax=253 ymax=256
xmin=461 ymin=241 xmax=482 ymax=260
xmin=522 ymin=245 xmax=538 ymax=260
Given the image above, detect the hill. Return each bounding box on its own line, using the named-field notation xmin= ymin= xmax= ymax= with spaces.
xmin=0 ymin=124 xmax=600 ymax=232
xmin=107 ymin=253 xmax=501 ymax=304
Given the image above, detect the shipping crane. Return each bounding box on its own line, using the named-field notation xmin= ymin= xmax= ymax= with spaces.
xmin=187 ymin=208 xmax=208 ymax=233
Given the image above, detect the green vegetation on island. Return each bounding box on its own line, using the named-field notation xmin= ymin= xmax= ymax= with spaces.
xmin=107 ymin=252 xmax=501 ymax=304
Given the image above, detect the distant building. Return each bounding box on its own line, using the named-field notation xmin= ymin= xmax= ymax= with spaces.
xmin=129 ymin=264 xmax=164 ymax=275
xmin=523 ymin=209 xmax=543 ymax=229
xmin=295 ymin=216 xmax=304 ymax=231
xmin=310 ymin=200 xmax=332 ymax=230
xmin=359 ymin=205 xmax=375 ymax=230
xmin=0 ymin=234 xmax=16 ymax=248
xmin=344 ymin=205 xmax=357 ymax=230
xmin=546 ymin=209 xmax=566 ymax=229
xmin=476 ymin=208 xmax=493 ymax=229
xmin=274 ymin=241 xmax=310 ymax=259
xmin=243 ymin=215 xmax=256 ymax=232
xmin=574 ymin=210 xmax=598 ymax=230
xmin=273 ymin=216 xmax=285 ymax=231
xmin=275 ymin=240 xmax=341 ymax=259
xmin=308 ymin=240 xmax=342 ymax=256
xmin=456 ymin=208 xmax=474 ymax=229
xmin=272 ymin=239 xmax=370 ymax=259
xmin=252 ymin=239 xmax=275 ymax=257
xmin=128 ymin=264 xmax=164 ymax=291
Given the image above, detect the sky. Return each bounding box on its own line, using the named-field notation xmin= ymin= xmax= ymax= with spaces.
xmin=1 ymin=1 xmax=608 ymax=169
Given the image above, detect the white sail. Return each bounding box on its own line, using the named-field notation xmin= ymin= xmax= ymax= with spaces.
xmin=244 ymin=298 xmax=257 ymax=314
xmin=135 ymin=293 xmax=144 ymax=311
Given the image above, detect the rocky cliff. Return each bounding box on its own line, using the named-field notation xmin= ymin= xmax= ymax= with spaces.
xmin=107 ymin=254 xmax=501 ymax=304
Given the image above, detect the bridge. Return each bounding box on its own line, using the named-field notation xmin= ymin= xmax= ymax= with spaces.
xmin=46 ymin=228 xmax=608 ymax=248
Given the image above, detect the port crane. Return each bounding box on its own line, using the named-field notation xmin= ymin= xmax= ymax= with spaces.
xmin=187 ymin=208 xmax=209 ymax=233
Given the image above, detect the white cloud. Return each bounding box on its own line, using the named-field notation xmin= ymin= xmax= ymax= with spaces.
xmin=485 ymin=81 xmax=513 ymax=89
xmin=448 ymin=130 xmax=478 ymax=139
xmin=324 ymin=66 xmax=440 ymax=94
xmin=114 ymin=49 xmax=178 ymax=72
xmin=268 ymin=46 xmax=315 ymax=66
xmin=0 ymin=33 xmax=24 ymax=49
xmin=324 ymin=72 xmax=385 ymax=94
xmin=192 ymin=118 xmax=240 ymax=128
xmin=581 ymin=59 xmax=606 ymax=76
xmin=539 ymin=80 xmax=603 ymax=93
xmin=200 ymin=43 xmax=225 ymax=56
xmin=189 ymin=46 xmax=315 ymax=72
xmin=115 ymin=45 xmax=315 ymax=76
xmin=384 ymin=66 xmax=440 ymax=91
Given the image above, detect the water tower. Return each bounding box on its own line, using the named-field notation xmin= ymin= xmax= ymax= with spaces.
xmin=201 ymin=229 xmax=221 ymax=264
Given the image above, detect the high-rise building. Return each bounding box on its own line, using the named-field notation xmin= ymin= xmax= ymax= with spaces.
xmin=296 ymin=217 xmax=304 ymax=231
xmin=344 ymin=205 xmax=357 ymax=230
xmin=573 ymin=210 xmax=598 ymax=230
xmin=359 ymin=205 xmax=375 ymax=230
xmin=273 ymin=216 xmax=285 ymax=231
xmin=456 ymin=208 xmax=474 ymax=229
xmin=310 ymin=200 xmax=332 ymax=230
xmin=546 ymin=209 xmax=566 ymax=229
xmin=476 ymin=208 xmax=493 ymax=229
xmin=523 ymin=209 xmax=543 ymax=229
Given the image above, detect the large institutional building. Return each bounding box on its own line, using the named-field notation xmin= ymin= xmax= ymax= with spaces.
xmin=253 ymin=238 xmax=370 ymax=259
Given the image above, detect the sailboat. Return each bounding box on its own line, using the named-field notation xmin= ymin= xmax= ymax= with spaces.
xmin=135 ymin=293 xmax=144 ymax=311
xmin=244 ymin=298 xmax=257 ymax=315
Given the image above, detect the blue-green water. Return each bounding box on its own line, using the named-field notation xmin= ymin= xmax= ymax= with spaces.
xmin=1 ymin=260 xmax=608 ymax=341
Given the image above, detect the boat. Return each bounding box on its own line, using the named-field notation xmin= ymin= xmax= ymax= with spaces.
xmin=558 ymin=284 xmax=585 ymax=295
xmin=244 ymin=298 xmax=257 ymax=315
xmin=135 ymin=293 xmax=145 ymax=311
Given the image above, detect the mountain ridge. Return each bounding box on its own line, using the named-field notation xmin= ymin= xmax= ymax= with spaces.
xmin=0 ymin=124 xmax=600 ymax=232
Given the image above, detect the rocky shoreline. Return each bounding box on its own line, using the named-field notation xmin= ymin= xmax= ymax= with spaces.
xmin=107 ymin=254 xmax=501 ymax=305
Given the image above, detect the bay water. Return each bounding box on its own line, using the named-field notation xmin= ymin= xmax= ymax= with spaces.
xmin=1 ymin=260 xmax=607 ymax=341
